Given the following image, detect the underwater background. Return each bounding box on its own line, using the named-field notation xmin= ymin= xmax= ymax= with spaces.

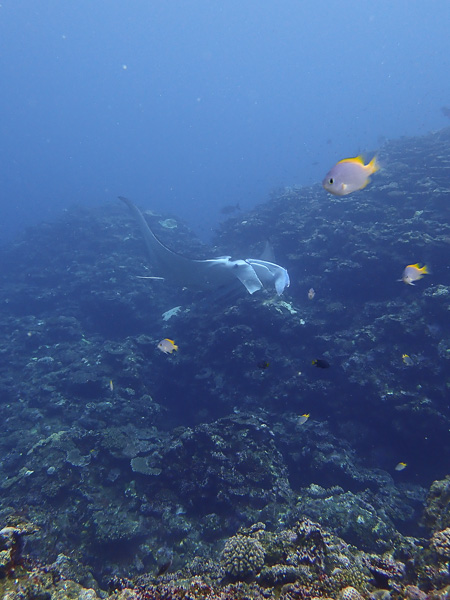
xmin=0 ymin=2 xmax=449 ymax=600
xmin=1 ymin=1 xmax=450 ymax=240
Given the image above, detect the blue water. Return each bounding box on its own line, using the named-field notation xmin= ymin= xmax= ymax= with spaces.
xmin=0 ymin=2 xmax=450 ymax=589
xmin=1 ymin=1 xmax=450 ymax=241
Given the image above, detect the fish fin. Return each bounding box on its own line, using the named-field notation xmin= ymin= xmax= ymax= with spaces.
xmin=337 ymin=155 xmax=365 ymax=165
xmin=367 ymin=155 xmax=379 ymax=173
xmin=421 ymin=265 xmax=429 ymax=274
xmin=259 ymin=240 xmax=276 ymax=263
xmin=166 ymin=339 xmax=176 ymax=344
xmin=173 ymin=345 xmax=179 ymax=351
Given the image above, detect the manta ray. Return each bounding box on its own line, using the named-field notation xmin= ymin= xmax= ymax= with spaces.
xmin=119 ymin=196 xmax=290 ymax=296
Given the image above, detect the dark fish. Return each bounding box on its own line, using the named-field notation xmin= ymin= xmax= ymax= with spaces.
xmin=155 ymin=558 xmax=172 ymax=577
xmin=441 ymin=106 xmax=450 ymax=119
xmin=257 ymin=360 xmax=270 ymax=370
xmin=220 ymin=203 xmax=240 ymax=214
xmin=312 ymin=359 xmax=330 ymax=369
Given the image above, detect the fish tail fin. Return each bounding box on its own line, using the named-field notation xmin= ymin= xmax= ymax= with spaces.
xmin=173 ymin=344 xmax=179 ymax=351
xmin=368 ymin=155 xmax=379 ymax=173
xmin=422 ymin=264 xmax=429 ymax=274
xmin=311 ymin=360 xmax=317 ymax=366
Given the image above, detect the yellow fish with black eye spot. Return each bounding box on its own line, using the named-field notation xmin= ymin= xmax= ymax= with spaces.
xmin=323 ymin=155 xmax=379 ymax=196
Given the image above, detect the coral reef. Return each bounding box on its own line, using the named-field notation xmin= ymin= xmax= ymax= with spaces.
xmin=221 ymin=534 xmax=265 ymax=578
xmin=1 ymin=509 xmax=446 ymax=599
xmin=430 ymin=528 xmax=450 ymax=559
xmin=0 ymin=129 xmax=448 ymax=597
xmin=423 ymin=476 xmax=450 ymax=532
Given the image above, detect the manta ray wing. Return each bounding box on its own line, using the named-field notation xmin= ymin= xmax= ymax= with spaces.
xmin=246 ymin=259 xmax=290 ymax=295
xmin=120 ymin=196 xmax=288 ymax=296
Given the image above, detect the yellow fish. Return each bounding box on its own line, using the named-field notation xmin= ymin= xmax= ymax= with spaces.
xmin=401 ymin=264 xmax=428 ymax=285
xmin=395 ymin=462 xmax=407 ymax=471
xmin=402 ymin=354 xmax=414 ymax=366
xmin=109 ymin=380 xmax=114 ymax=392
xmin=323 ymin=155 xmax=379 ymax=196
xmin=298 ymin=413 xmax=310 ymax=425
xmin=157 ymin=338 xmax=178 ymax=354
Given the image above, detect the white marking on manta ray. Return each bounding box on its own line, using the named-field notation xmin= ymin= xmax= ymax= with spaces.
xmin=119 ymin=196 xmax=290 ymax=296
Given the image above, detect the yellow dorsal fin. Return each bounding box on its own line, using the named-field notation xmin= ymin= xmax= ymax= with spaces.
xmin=337 ymin=154 xmax=365 ymax=166
xmin=166 ymin=338 xmax=176 ymax=344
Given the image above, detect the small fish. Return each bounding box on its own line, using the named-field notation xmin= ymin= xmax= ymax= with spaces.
xmin=109 ymin=380 xmax=114 ymax=392
xmin=441 ymin=106 xmax=450 ymax=120
xmin=220 ymin=203 xmax=240 ymax=215
xmin=298 ymin=413 xmax=310 ymax=425
xmin=402 ymin=354 xmax=414 ymax=366
xmin=308 ymin=288 xmax=315 ymax=300
xmin=312 ymin=359 xmax=330 ymax=369
xmin=323 ymin=155 xmax=379 ymax=196
xmin=401 ymin=263 xmax=428 ymax=285
xmin=155 ymin=558 xmax=173 ymax=577
xmin=256 ymin=360 xmax=270 ymax=370
xmin=395 ymin=462 xmax=407 ymax=471
xmin=157 ymin=339 xmax=178 ymax=354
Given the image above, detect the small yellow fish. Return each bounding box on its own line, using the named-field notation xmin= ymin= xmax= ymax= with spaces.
xmin=158 ymin=338 xmax=178 ymax=354
xmin=323 ymin=155 xmax=379 ymax=196
xmin=402 ymin=354 xmax=414 ymax=366
xmin=109 ymin=380 xmax=114 ymax=392
xmin=298 ymin=413 xmax=310 ymax=425
xmin=401 ymin=264 xmax=428 ymax=285
xmin=395 ymin=462 xmax=407 ymax=471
